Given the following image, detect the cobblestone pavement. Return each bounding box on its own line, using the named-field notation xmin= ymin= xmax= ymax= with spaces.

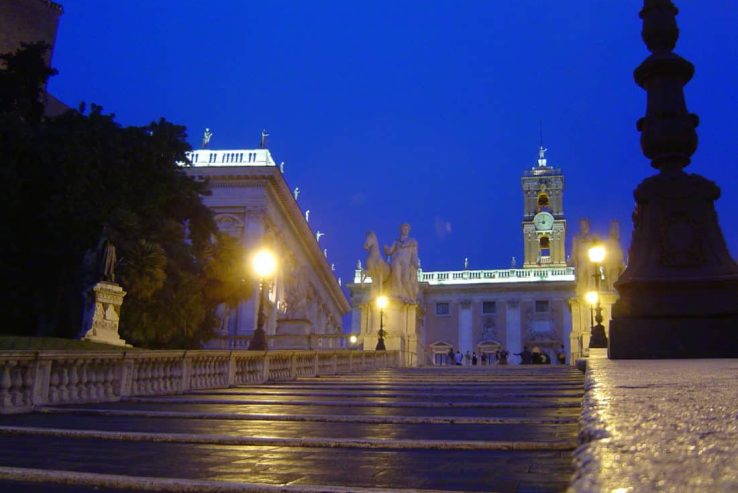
xmin=0 ymin=366 xmax=583 ymax=492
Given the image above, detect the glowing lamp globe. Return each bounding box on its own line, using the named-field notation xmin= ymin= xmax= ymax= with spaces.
xmin=376 ymin=295 xmax=389 ymax=310
xmin=252 ymin=249 xmax=277 ymax=278
xmin=588 ymin=245 xmax=606 ymax=264
xmin=349 ymin=335 xmax=358 ymax=344
xmin=585 ymin=291 xmax=599 ymax=305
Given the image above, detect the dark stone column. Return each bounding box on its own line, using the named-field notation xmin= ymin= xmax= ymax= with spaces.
xmin=609 ymin=0 xmax=738 ymax=358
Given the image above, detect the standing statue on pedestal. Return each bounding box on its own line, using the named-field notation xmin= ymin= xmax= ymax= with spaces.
xmin=78 ymin=227 xmax=129 ymax=347
xmin=571 ymin=218 xmax=597 ymax=295
xmin=604 ymin=220 xmax=625 ymax=292
xmin=384 ymin=223 xmax=419 ymax=303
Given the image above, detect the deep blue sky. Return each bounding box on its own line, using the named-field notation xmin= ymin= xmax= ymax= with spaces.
xmin=49 ymin=1 xmax=738 ymax=288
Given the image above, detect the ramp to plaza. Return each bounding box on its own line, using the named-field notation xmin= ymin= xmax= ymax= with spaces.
xmin=0 ymin=366 xmax=583 ymax=492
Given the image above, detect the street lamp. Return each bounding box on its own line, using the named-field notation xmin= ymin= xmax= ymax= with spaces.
xmin=248 ymin=248 xmax=277 ymax=351
xmin=587 ymin=244 xmax=608 ymax=348
xmin=375 ymin=295 xmax=388 ymax=351
xmin=585 ymin=290 xmax=598 ymax=336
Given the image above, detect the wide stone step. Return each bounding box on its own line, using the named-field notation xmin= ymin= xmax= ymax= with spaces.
xmin=0 ymin=366 xmax=583 ymax=492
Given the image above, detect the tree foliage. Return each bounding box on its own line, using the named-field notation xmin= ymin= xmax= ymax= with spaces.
xmin=0 ymin=44 xmax=250 ymax=347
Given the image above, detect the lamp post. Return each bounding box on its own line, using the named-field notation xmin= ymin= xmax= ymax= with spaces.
xmin=247 ymin=248 xmax=277 ymax=351
xmin=587 ymin=245 xmax=608 ymax=348
xmin=375 ymin=295 xmax=388 ymax=351
xmin=585 ymin=290 xmax=599 ymax=343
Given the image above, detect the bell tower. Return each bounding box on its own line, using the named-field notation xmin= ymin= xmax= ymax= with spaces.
xmin=521 ymin=147 xmax=566 ymax=268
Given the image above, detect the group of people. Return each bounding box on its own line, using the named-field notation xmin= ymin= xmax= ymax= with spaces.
xmin=443 ymin=345 xmax=567 ymax=366
xmin=446 ymin=348 xmax=510 ymax=366
xmin=514 ymin=345 xmax=567 ymax=365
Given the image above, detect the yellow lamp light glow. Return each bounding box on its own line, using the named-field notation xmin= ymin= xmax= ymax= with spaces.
xmin=376 ymin=295 xmax=389 ymax=310
xmin=349 ymin=335 xmax=358 ymax=344
xmin=252 ymin=249 xmax=277 ymax=278
xmin=588 ymin=245 xmax=606 ymax=263
xmin=585 ymin=291 xmax=599 ymax=305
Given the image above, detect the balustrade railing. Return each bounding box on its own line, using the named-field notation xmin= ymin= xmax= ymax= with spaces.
xmin=354 ymin=267 xmax=575 ymax=285
xmin=0 ymin=349 xmax=401 ymax=414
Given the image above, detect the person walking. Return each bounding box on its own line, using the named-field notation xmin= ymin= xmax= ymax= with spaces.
xmin=472 ymin=352 xmax=478 ymax=366
xmin=454 ymin=351 xmax=463 ymax=366
xmin=515 ymin=346 xmax=532 ymax=364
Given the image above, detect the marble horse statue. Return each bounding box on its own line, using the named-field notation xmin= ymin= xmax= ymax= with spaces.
xmin=362 ymin=231 xmax=390 ymax=298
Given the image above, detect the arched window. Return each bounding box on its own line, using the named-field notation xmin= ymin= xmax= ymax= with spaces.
xmin=537 ymin=192 xmax=550 ymax=209
xmin=539 ymin=236 xmax=551 ymax=258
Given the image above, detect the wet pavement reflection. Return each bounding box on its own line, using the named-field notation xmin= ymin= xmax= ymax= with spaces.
xmin=0 ymin=366 xmax=583 ymax=492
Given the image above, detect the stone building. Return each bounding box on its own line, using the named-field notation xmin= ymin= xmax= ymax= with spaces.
xmin=182 ymin=143 xmax=350 ymax=349
xmin=349 ymin=148 xmax=578 ymax=365
xmin=0 ymin=0 xmax=67 ymax=115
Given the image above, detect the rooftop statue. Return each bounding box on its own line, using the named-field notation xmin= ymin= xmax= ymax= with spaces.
xmin=201 ymin=128 xmax=212 ymax=148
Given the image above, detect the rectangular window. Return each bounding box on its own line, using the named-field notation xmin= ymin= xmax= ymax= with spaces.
xmin=482 ymin=301 xmax=496 ymax=314
xmin=535 ymin=300 xmax=549 ymax=313
xmin=435 ymin=302 xmax=450 ymax=316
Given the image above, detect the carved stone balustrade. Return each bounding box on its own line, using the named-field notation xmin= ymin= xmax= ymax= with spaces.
xmin=0 ymin=349 xmax=402 ymax=414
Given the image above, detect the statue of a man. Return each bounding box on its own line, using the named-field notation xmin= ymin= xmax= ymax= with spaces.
xmin=604 ymin=220 xmax=626 ymax=291
xmin=100 ymin=237 xmax=117 ymax=283
xmin=384 ymin=223 xmax=419 ymax=303
xmin=572 ymin=218 xmax=597 ymax=295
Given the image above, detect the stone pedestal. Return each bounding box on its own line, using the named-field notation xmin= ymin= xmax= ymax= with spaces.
xmin=362 ymin=300 xmax=422 ymax=366
xmin=79 ymin=282 xmax=130 ymax=347
xmin=610 ymin=173 xmax=738 ymax=358
xmin=274 ymin=318 xmax=311 ymax=350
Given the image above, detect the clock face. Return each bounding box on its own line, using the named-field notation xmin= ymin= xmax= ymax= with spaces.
xmin=533 ymin=212 xmax=554 ymax=231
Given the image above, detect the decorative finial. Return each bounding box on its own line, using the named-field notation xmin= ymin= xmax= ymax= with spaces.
xmin=511 ymin=256 xmax=517 ymax=268
xmin=338 ymin=277 xmax=342 ymax=286
xmin=356 ymin=259 xmax=362 ymax=270
xmin=305 ymin=210 xmax=310 ymax=222
xmin=280 ymin=161 xmax=285 ymax=173
xmin=635 ymin=0 xmax=698 ymax=171
xmin=293 ymin=187 xmax=300 ymax=200
xmin=260 ymin=129 xmax=269 ymax=149
xmin=331 ymin=263 xmax=335 ymax=272
xmin=464 ymin=257 xmax=469 ymax=270
xmin=323 ymin=248 xmax=328 ymax=258
xmin=316 ymin=231 xmax=325 ymax=242
xmin=202 ymin=128 xmax=212 ymax=149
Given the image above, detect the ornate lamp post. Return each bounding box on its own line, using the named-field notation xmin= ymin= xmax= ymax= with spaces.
xmin=587 ymin=245 xmax=608 ymax=348
xmin=248 ymin=248 xmax=277 ymax=351
xmin=375 ymin=295 xmax=388 ymax=351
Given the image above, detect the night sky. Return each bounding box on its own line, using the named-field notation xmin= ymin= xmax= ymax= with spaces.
xmin=48 ymin=1 xmax=738 ymax=289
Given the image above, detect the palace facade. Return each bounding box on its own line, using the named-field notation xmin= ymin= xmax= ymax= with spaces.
xmin=182 ymin=145 xmax=350 ymax=350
